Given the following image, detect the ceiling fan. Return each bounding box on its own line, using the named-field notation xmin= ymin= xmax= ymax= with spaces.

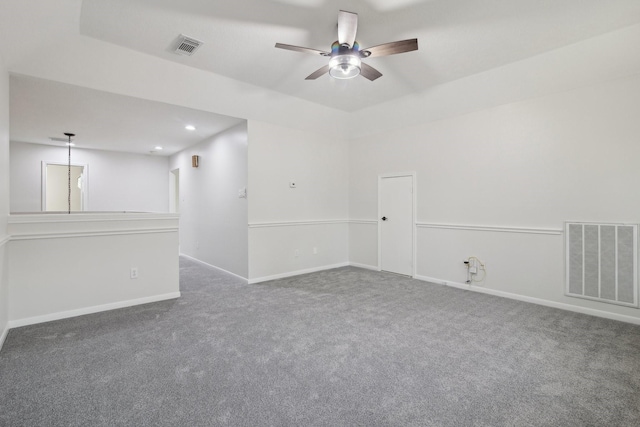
xmin=275 ymin=10 xmax=418 ymax=81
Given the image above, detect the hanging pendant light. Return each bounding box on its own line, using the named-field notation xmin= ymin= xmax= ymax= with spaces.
xmin=64 ymin=132 xmax=75 ymax=214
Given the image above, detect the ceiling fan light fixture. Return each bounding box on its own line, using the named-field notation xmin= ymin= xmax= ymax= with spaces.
xmin=329 ymin=54 xmax=361 ymax=79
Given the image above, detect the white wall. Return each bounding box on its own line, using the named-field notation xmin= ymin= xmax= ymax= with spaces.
xmin=7 ymin=213 xmax=179 ymax=325
xmin=0 ymin=56 xmax=10 ymax=347
xmin=169 ymin=123 xmax=249 ymax=278
xmin=2 ymin=5 xmax=639 ymax=327
xmin=10 ymin=142 xmax=169 ymax=213
xmin=348 ymin=23 xmax=640 ymax=140
xmin=349 ymin=73 xmax=640 ymax=322
xmin=247 ymin=121 xmax=349 ymax=282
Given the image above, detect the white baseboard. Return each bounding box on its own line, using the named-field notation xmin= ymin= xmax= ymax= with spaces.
xmin=414 ymin=274 xmax=450 ymax=286
xmin=7 ymin=292 xmax=181 ymax=329
xmin=180 ymin=254 xmax=248 ymax=282
xmin=0 ymin=324 xmax=8 ymax=352
xmin=349 ymin=262 xmax=379 ymax=271
xmin=249 ymin=262 xmax=350 ymax=284
xmin=414 ymin=274 xmax=640 ymax=326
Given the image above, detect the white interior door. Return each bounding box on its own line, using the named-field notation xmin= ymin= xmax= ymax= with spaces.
xmin=379 ymin=174 xmax=414 ymax=276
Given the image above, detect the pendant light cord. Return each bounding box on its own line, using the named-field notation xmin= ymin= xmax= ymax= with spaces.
xmin=68 ymin=141 xmax=71 ymax=214
xmin=64 ymin=133 xmax=75 ymax=214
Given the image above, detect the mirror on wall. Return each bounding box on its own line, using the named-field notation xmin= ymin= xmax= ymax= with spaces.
xmin=41 ymin=162 xmax=87 ymax=212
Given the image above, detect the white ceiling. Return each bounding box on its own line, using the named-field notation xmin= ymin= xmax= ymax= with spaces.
xmin=4 ymin=0 xmax=640 ymax=155
xmin=10 ymin=75 xmax=244 ymax=156
xmin=80 ymin=0 xmax=640 ymax=112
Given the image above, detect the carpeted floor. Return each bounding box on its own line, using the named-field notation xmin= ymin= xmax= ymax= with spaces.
xmin=1 ymin=257 xmax=640 ymax=426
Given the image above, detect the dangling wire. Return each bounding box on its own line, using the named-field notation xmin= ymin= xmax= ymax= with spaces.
xmin=64 ymin=133 xmax=75 ymax=214
xmin=68 ymin=140 xmax=71 ymax=214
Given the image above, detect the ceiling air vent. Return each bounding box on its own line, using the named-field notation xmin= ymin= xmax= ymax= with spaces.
xmin=174 ymin=35 xmax=203 ymax=56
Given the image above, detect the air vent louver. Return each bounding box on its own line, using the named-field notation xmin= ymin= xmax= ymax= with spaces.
xmin=566 ymin=222 xmax=638 ymax=307
xmin=174 ymin=35 xmax=203 ymax=56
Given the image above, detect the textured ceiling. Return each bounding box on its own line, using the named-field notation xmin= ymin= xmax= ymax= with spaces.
xmin=79 ymin=0 xmax=640 ymax=112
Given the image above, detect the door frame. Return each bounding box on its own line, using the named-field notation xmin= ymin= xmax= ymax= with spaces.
xmin=377 ymin=172 xmax=417 ymax=277
xmin=41 ymin=161 xmax=89 ymax=212
xmin=169 ymin=168 xmax=180 ymax=213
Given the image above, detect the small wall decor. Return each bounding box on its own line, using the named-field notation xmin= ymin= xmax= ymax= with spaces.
xmin=192 ymin=155 xmax=199 ymax=168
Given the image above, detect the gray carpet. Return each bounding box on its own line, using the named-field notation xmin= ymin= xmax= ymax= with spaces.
xmin=1 ymin=257 xmax=640 ymax=426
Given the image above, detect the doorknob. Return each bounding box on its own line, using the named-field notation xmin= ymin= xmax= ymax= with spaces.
xmin=381 ymin=216 xmax=387 ymax=221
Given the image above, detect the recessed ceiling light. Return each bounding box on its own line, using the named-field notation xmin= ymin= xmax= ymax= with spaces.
xmin=185 ymin=125 xmax=196 ymax=131
xmin=154 ymin=146 xmax=163 ymax=150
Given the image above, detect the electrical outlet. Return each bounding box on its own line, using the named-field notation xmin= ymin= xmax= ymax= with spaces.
xmin=294 ymin=249 xmax=299 ymax=258
xmin=313 ymin=247 xmax=318 ymax=255
xmin=130 ymin=267 xmax=139 ymax=279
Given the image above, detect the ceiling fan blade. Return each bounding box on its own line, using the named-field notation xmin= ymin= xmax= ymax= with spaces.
xmin=361 ymin=38 xmax=418 ymax=58
xmin=337 ymin=10 xmax=358 ymax=47
xmin=275 ymin=43 xmax=330 ymax=56
xmin=360 ymin=63 xmax=383 ymax=81
xmin=305 ymin=65 xmax=331 ymax=80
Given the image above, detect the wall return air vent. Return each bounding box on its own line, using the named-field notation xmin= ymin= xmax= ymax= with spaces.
xmin=174 ymin=35 xmax=203 ymax=56
xmin=566 ymin=222 xmax=638 ymax=308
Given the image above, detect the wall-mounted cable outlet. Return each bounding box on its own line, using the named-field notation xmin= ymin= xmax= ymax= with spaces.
xmin=130 ymin=267 xmax=139 ymax=279
xmin=464 ymin=256 xmax=486 ymax=284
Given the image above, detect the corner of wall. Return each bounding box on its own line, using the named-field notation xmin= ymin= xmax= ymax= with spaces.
xmin=0 ymin=56 xmax=11 ymax=350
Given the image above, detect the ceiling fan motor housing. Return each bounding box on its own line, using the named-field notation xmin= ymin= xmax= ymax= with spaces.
xmin=275 ymin=10 xmax=418 ymax=81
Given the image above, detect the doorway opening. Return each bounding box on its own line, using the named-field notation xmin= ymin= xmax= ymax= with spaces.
xmin=41 ymin=162 xmax=88 ymax=212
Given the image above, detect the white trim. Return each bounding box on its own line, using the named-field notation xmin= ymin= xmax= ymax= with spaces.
xmin=0 ymin=325 xmax=8 ymax=352
xmin=1 ymin=237 xmax=9 ymax=352
xmin=413 ymin=274 xmax=448 ymax=286
xmin=416 ymin=222 xmax=563 ymax=235
xmin=7 ymin=292 xmax=181 ymax=329
xmin=349 ymin=262 xmax=379 ymax=271
xmin=248 ymin=220 xmax=348 ymax=228
xmin=10 ymin=228 xmax=179 ymax=241
xmin=414 ymin=275 xmax=640 ymax=326
xmin=8 ymin=212 xmax=180 ymax=224
xmin=348 ymin=219 xmax=378 ymax=225
xmin=248 ymin=262 xmax=350 ymax=284
xmin=180 ymin=254 xmax=248 ymax=282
